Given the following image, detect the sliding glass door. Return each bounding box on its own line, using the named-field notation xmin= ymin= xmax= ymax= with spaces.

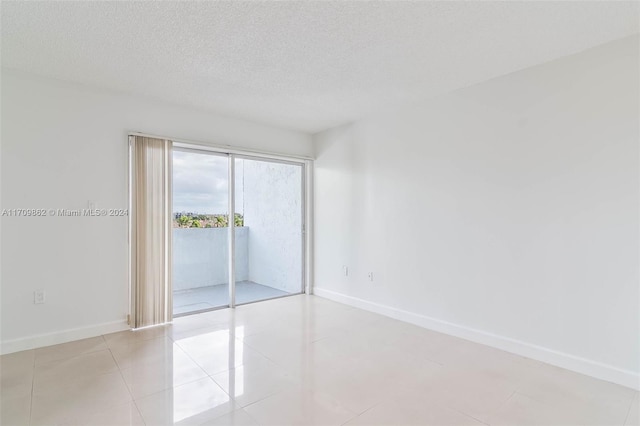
xmin=172 ymin=149 xmax=230 ymax=315
xmin=172 ymin=148 xmax=305 ymax=316
xmin=233 ymin=156 xmax=304 ymax=305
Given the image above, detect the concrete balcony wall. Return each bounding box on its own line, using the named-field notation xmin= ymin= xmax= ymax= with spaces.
xmin=173 ymin=227 xmax=248 ymax=291
xmin=243 ymin=160 xmax=303 ymax=294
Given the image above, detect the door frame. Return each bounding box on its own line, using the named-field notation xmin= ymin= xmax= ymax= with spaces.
xmin=169 ymin=140 xmax=310 ymax=315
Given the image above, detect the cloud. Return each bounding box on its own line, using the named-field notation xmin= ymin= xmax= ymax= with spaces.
xmin=172 ymin=151 xmax=231 ymax=214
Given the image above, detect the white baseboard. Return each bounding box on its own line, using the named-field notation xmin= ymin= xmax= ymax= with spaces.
xmin=0 ymin=320 xmax=130 ymax=355
xmin=314 ymin=287 xmax=640 ymax=391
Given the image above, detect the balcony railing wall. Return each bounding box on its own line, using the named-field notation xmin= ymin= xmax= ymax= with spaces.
xmin=172 ymin=227 xmax=249 ymax=291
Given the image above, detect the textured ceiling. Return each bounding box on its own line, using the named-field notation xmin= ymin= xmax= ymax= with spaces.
xmin=2 ymin=1 xmax=638 ymax=133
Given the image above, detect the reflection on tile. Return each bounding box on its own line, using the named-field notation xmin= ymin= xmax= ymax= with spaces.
xmin=176 ymin=331 xmax=269 ymax=376
xmin=109 ymin=337 xmax=177 ymax=370
xmin=243 ymin=387 xmax=355 ymax=425
xmin=2 ymin=295 xmax=637 ymax=426
xmin=168 ymin=312 xmax=230 ymax=338
xmin=211 ymin=360 xmax=296 ymax=407
xmin=135 ymin=377 xmax=235 ymax=425
xmin=170 ymin=322 xmax=232 ymax=342
xmin=120 ymin=348 xmax=208 ymax=398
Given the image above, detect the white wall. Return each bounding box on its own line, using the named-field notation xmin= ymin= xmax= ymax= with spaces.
xmin=0 ymin=70 xmax=312 ymax=352
xmin=313 ymin=36 xmax=639 ymax=388
xmin=242 ymin=159 xmax=303 ymax=293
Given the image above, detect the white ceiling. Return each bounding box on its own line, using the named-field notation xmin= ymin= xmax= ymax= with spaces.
xmin=2 ymin=1 xmax=638 ymax=133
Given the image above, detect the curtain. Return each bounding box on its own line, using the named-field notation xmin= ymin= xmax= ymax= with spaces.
xmin=130 ymin=135 xmax=172 ymax=328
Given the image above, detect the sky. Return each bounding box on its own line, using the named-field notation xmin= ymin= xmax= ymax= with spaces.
xmin=172 ymin=150 xmax=244 ymax=215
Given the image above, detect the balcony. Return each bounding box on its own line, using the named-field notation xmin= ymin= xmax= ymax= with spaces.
xmin=172 ymin=226 xmax=300 ymax=314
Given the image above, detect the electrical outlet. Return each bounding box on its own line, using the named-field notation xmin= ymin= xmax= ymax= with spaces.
xmin=34 ymin=289 xmax=46 ymax=304
xmin=343 ymin=266 xmax=349 ymax=276
xmin=368 ymin=272 xmax=374 ymax=282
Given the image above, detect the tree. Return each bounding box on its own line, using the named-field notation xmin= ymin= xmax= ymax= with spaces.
xmin=177 ymin=215 xmax=191 ymax=227
xmin=234 ymin=213 xmax=244 ymax=227
xmin=174 ymin=213 xmax=244 ymax=228
xmin=213 ymin=215 xmax=227 ymax=227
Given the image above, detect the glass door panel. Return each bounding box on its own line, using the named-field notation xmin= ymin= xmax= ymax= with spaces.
xmin=233 ymin=157 xmax=304 ymax=305
xmin=172 ymin=149 xmax=230 ymax=315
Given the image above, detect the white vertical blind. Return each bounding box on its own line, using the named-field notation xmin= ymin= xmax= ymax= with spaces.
xmin=130 ymin=135 xmax=173 ymax=328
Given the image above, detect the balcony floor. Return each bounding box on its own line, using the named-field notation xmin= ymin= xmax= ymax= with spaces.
xmin=173 ymin=280 xmax=291 ymax=315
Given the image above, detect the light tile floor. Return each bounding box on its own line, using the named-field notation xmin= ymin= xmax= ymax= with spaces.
xmin=1 ymin=295 xmax=638 ymax=425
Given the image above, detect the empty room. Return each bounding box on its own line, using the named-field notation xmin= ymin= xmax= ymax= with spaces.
xmin=0 ymin=1 xmax=638 ymax=425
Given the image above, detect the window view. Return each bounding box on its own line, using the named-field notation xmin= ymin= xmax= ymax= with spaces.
xmin=172 ymin=150 xmax=230 ymax=315
xmin=172 ymin=150 xmax=303 ymax=315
